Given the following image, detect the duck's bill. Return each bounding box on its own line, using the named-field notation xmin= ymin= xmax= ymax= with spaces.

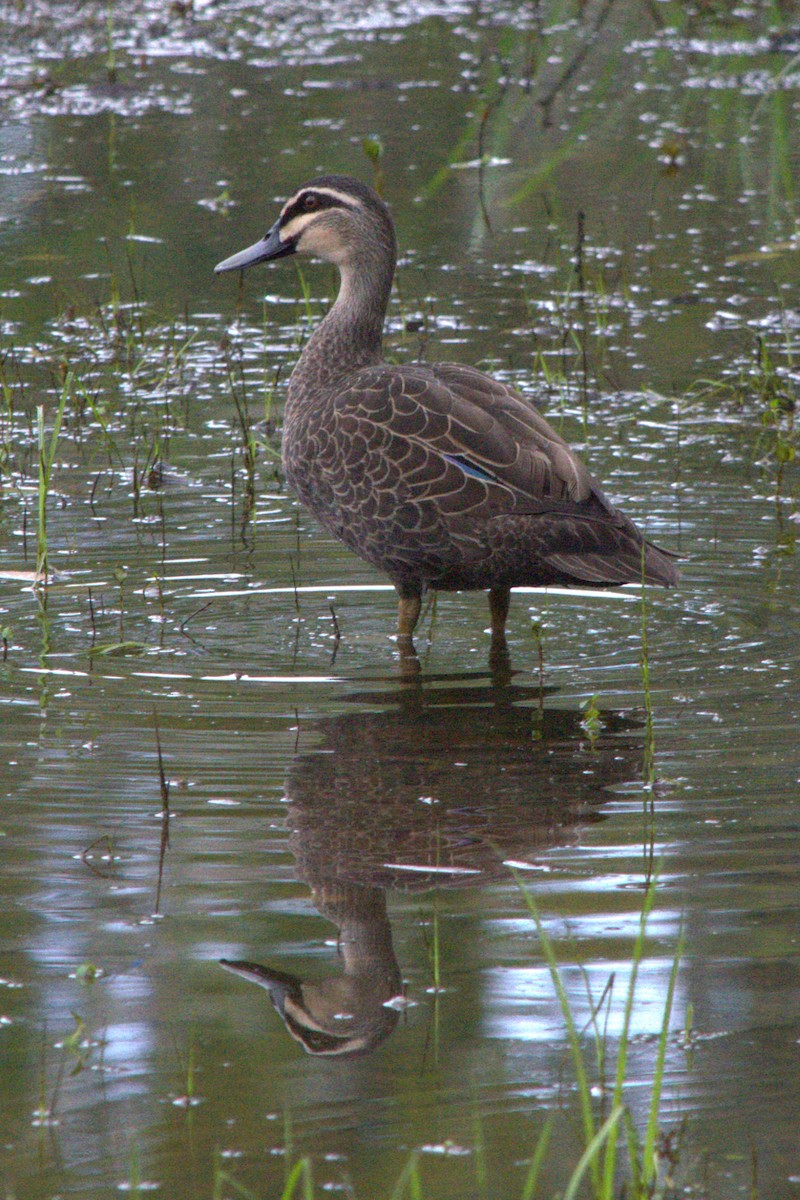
xmin=214 ymin=220 xmax=296 ymax=274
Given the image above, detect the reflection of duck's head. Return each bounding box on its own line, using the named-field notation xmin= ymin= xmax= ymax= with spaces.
xmin=221 ymin=882 xmax=401 ymax=1058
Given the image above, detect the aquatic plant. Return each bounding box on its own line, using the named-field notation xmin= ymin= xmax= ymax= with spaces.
xmin=362 ymin=134 xmax=386 ymax=195
xmin=516 ymin=874 xmax=683 ymax=1200
xmin=690 ymin=332 xmax=798 ymax=523
xmin=640 ymin=553 xmax=657 ymax=877
xmin=35 ymin=372 xmax=71 ymax=587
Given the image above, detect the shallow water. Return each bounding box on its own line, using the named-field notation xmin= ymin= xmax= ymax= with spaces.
xmin=1 ymin=2 xmax=799 ymax=1198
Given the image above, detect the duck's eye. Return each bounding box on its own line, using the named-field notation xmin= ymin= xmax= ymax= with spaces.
xmin=303 ymin=194 xmax=319 ymax=211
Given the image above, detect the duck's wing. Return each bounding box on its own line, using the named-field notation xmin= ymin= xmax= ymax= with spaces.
xmin=336 ymin=361 xmax=604 ymax=509
xmin=319 ymin=362 xmax=677 ymax=587
xmin=425 ymin=362 xmax=606 ymax=510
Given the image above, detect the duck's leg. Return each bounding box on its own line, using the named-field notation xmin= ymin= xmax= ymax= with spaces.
xmin=488 ymin=586 xmax=511 ymax=641
xmin=396 ymin=592 xmax=421 ymax=643
xmin=396 ymin=591 xmax=421 ymax=677
xmin=487 ymin=586 xmax=512 ymax=683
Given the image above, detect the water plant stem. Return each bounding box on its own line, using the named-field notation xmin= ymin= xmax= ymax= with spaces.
xmin=599 ymin=880 xmax=658 ymax=1195
xmin=640 ymin=553 xmax=656 ymax=878
xmin=389 ymin=1152 xmax=423 ymax=1200
xmin=36 ymin=372 xmax=72 ymax=586
xmin=514 ymin=868 xmax=679 ymax=1200
xmin=280 ymin=1157 xmax=314 ymax=1200
xmin=519 ymin=1113 xmax=553 ymax=1200
xmin=565 ymin=1106 xmax=625 ymax=1200
xmin=515 ymin=880 xmax=600 ymax=1193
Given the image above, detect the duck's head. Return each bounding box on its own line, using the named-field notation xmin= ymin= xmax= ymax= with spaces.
xmin=214 ymin=174 xmax=396 ymax=276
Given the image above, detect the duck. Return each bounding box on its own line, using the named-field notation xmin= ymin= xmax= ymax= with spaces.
xmin=215 ymin=174 xmax=678 ymax=658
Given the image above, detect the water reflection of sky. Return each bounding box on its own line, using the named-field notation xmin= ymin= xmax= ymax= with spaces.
xmin=483 ymin=959 xmax=685 ymax=1041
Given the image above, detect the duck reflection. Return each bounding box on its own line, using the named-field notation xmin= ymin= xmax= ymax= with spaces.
xmin=221 ymin=677 xmax=644 ymax=1057
xmin=221 ymin=881 xmax=400 ymax=1056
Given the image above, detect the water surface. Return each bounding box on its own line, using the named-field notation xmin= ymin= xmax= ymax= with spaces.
xmin=1 ymin=3 xmax=799 ymax=1197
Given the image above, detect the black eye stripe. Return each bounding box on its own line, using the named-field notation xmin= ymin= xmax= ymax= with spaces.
xmin=280 ymin=191 xmax=354 ymax=226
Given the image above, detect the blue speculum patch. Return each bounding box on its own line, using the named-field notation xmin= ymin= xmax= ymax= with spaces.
xmin=442 ymin=452 xmax=497 ymax=482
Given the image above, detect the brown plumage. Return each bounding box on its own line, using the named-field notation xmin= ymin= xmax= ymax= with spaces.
xmin=215 ymin=174 xmax=678 ymax=654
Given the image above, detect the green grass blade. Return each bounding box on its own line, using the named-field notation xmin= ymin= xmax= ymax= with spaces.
xmin=472 ymin=1100 xmax=488 ymax=1200
xmin=280 ymin=1156 xmax=314 ymax=1200
xmin=600 ymin=876 xmax=658 ymax=1196
xmin=642 ymin=921 xmax=684 ymax=1186
xmin=47 ymin=375 xmax=70 ymax=471
xmin=35 ymin=372 xmax=72 ymax=580
xmin=216 ymin=1168 xmax=259 ymax=1200
xmin=563 ymin=1106 xmax=625 ymax=1200
xmin=622 ymin=1105 xmax=643 ymax=1197
xmin=512 ymin=873 xmax=599 ymax=1189
xmin=390 ymin=1151 xmax=423 ymax=1200
xmin=520 ymin=1112 xmax=553 ymax=1200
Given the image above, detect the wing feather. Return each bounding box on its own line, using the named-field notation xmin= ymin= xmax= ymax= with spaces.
xmin=283 ymin=361 xmax=677 ymax=589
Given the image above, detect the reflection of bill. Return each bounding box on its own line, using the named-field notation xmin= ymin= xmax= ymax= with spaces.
xmin=222 ymin=882 xmax=401 ymax=1058
xmin=221 ymin=681 xmax=645 ymax=1056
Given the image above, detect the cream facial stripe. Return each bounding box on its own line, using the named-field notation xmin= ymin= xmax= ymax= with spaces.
xmin=278 ymin=186 xmax=359 ymax=242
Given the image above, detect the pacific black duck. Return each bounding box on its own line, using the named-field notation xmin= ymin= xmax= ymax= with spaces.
xmin=215 ymin=175 xmax=678 ymax=655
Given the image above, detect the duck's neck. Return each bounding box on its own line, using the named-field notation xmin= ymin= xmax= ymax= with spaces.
xmin=287 ymin=242 xmax=395 ymax=402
